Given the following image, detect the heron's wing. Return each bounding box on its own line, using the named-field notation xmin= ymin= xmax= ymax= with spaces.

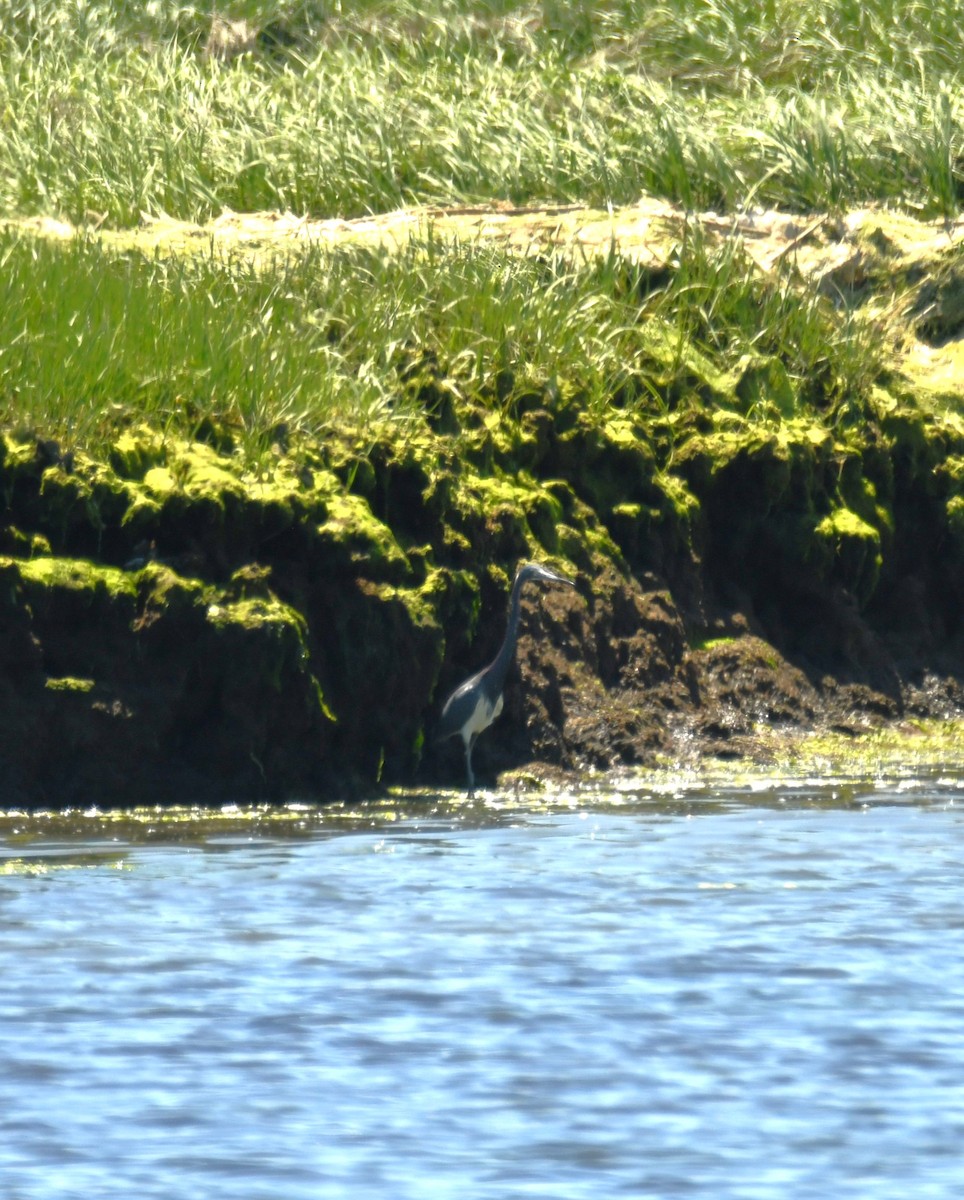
xmin=436 ymin=668 xmax=488 ymax=741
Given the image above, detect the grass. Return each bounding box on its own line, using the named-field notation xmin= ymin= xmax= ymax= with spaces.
xmin=0 ymin=234 xmax=416 ymax=458
xmin=1 ymin=2 xmax=964 ymax=226
xmin=0 ymin=223 xmax=885 ymax=464
xmin=0 ymin=2 xmax=943 ymax=468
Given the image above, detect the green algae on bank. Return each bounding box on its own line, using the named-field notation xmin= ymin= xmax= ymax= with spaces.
xmin=813 ymin=507 xmax=882 ymax=605
xmin=785 ymin=718 xmax=964 ymax=779
xmin=0 ymin=548 xmax=338 ymax=805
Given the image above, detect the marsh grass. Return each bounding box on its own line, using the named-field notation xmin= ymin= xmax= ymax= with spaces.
xmin=0 ymin=226 xmax=884 ymax=463
xmin=640 ymin=224 xmax=881 ymax=413
xmin=2 ymin=2 xmax=964 ymax=225
xmin=0 ymin=234 xmax=412 ymax=458
xmin=0 ymin=2 xmax=927 ymax=465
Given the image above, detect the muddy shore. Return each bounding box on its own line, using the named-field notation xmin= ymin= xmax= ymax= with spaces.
xmin=4 ymin=199 xmax=964 ymax=807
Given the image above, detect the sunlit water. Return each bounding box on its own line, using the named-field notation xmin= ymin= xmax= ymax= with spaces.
xmin=3 ymin=773 xmax=964 ymax=1199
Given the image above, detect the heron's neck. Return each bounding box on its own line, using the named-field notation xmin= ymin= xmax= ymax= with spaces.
xmin=488 ymin=574 xmax=525 ymax=693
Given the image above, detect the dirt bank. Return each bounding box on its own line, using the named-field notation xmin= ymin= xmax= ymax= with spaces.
xmin=5 ymin=199 xmax=964 ymax=806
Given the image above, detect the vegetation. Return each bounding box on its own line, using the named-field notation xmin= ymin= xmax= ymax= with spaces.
xmin=0 ymin=222 xmax=885 ymax=462
xmin=5 ymin=2 xmax=964 ymax=802
xmin=0 ymin=0 xmax=957 ymax=459
xmin=2 ymin=1 xmax=964 ymax=227
xmin=2 ymin=0 xmax=960 ymax=587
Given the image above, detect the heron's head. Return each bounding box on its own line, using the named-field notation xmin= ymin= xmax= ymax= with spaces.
xmin=515 ymin=561 xmax=576 ymax=590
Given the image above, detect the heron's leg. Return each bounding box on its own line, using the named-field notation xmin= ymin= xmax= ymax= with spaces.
xmin=465 ymin=734 xmax=476 ymax=795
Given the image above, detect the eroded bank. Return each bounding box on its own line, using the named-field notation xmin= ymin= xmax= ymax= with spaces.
xmin=4 ymin=201 xmax=964 ymax=805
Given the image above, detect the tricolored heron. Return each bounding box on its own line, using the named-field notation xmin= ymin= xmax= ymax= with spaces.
xmin=437 ymin=562 xmax=576 ymax=793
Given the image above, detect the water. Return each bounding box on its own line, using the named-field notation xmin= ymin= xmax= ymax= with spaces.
xmin=2 ymin=774 xmax=964 ymax=1199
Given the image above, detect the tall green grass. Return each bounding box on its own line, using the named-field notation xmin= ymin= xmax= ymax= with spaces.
xmin=0 ymin=229 xmax=884 ymax=462
xmin=5 ymin=2 xmax=964 ymax=79
xmin=1 ymin=2 xmax=964 ymax=224
xmin=0 ymin=2 xmax=924 ymax=469
xmin=0 ymin=236 xmax=408 ymax=458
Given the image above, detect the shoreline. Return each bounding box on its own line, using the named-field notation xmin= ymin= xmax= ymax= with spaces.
xmin=4 ymin=200 xmax=964 ymax=806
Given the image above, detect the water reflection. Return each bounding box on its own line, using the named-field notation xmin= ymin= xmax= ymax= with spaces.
xmin=2 ymin=756 xmax=962 ymax=862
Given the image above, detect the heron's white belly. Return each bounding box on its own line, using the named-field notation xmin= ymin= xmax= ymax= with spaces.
xmin=465 ymin=692 xmax=503 ymax=737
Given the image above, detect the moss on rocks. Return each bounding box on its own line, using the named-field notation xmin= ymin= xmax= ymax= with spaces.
xmin=813 ymin=507 xmax=883 ymax=604
xmin=9 ymin=357 xmax=964 ymax=805
xmin=0 ymin=551 xmax=336 ymax=805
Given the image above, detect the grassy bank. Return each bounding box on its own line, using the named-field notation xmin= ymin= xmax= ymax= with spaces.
xmin=0 ymin=221 xmax=884 ymax=463
xmin=6 ymin=1 xmax=964 ymax=803
xmin=3 ymin=2 xmax=964 ymax=226
xmin=0 ymin=0 xmax=954 ymax=451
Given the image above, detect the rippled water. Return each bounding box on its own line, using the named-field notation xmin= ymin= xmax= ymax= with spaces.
xmin=3 ymin=773 xmax=964 ymax=1199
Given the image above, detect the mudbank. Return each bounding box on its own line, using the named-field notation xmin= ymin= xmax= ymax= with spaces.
xmin=2 ymin=412 xmax=964 ymax=808
xmin=5 ymin=202 xmax=964 ymax=806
